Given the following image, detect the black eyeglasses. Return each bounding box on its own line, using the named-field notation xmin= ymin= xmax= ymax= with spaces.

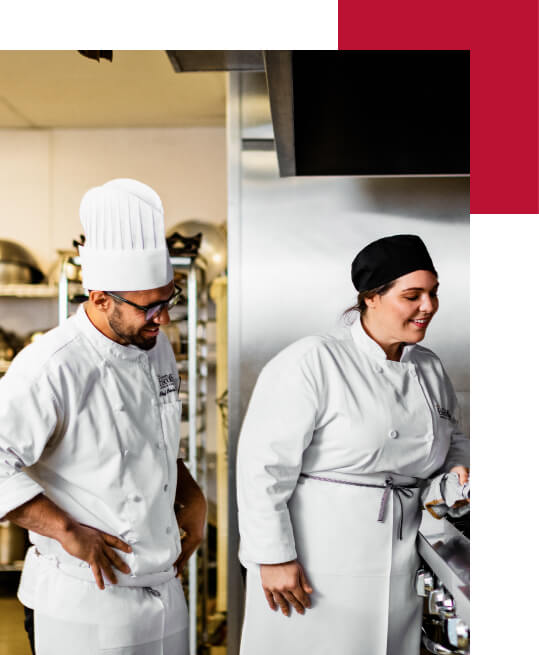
xmin=106 ymin=285 xmax=184 ymax=321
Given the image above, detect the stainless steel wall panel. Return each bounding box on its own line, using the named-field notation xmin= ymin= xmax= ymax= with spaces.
xmin=238 ymin=148 xmax=469 ymax=408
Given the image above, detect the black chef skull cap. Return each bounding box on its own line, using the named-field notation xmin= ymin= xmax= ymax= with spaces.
xmin=351 ymin=234 xmax=437 ymax=292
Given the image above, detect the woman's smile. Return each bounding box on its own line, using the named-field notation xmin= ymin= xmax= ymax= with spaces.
xmin=409 ymin=316 xmax=432 ymax=330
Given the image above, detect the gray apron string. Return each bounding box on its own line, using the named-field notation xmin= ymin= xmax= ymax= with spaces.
xmin=299 ymin=473 xmax=419 ymax=540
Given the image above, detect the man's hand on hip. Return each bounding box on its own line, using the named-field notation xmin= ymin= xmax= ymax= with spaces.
xmin=5 ymin=494 xmax=132 ymax=590
xmin=59 ymin=523 xmax=132 ymax=590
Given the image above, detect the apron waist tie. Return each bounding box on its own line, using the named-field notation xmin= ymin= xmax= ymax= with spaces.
xmin=299 ymin=473 xmax=419 ymax=540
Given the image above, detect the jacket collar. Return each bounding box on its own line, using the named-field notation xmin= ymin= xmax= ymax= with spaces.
xmin=350 ymin=316 xmax=416 ymax=363
xmin=75 ymin=304 xmax=147 ymax=361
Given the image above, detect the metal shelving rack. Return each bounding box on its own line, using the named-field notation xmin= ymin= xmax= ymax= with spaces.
xmin=0 ymin=283 xmax=57 ymax=298
xmin=0 ymin=284 xmax=59 ymax=570
xmin=168 ymin=256 xmax=210 ymax=655
xmin=58 ymin=254 xmax=210 ymax=655
xmin=0 ymin=284 xmax=59 ymax=376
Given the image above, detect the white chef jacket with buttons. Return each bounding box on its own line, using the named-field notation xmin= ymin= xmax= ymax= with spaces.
xmin=237 ymin=318 xmax=469 ymax=655
xmin=0 ymin=305 xmax=187 ymax=652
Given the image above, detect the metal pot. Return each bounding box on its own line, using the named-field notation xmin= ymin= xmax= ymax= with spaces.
xmin=47 ymin=250 xmax=83 ymax=285
xmin=0 ymin=239 xmax=44 ymax=284
xmin=167 ymin=220 xmax=226 ymax=284
xmin=0 ymin=327 xmax=24 ymax=361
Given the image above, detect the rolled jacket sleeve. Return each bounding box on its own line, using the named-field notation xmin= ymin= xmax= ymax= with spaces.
xmin=441 ymin=368 xmax=470 ymax=472
xmin=0 ymin=364 xmax=61 ymax=518
xmin=443 ymin=423 xmax=470 ymax=472
xmin=237 ymin=344 xmax=319 ymax=566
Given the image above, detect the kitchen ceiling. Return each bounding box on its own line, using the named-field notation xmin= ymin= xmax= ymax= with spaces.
xmin=0 ymin=50 xmax=226 ymax=128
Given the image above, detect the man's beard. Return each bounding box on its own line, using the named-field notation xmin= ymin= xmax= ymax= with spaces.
xmin=108 ymin=305 xmax=157 ymax=351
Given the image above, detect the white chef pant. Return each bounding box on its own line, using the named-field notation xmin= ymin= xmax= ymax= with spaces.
xmin=19 ymin=548 xmax=189 ymax=654
xmin=35 ymin=613 xmax=188 ymax=655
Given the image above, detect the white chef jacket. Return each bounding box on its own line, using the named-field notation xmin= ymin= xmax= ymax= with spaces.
xmin=0 ymin=305 xmax=186 ymax=642
xmin=237 ymin=317 xmax=470 ymax=567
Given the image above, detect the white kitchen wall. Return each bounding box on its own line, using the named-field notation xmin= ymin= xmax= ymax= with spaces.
xmin=0 ymin=126 xmax=226 ymax=275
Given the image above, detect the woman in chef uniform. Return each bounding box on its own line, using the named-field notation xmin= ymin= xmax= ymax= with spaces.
xmin=236 ymin=234 xmax=469 ymax=655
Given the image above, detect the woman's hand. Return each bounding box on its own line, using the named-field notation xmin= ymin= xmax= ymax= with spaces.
xmin=450 ymin=465 xmax=469 ymax=485
xmin=260 ymin=560 xmax=313 ymax=616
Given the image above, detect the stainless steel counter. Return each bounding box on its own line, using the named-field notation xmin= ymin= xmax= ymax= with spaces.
xmin=418 ymin=510 xmax=470 ymax=627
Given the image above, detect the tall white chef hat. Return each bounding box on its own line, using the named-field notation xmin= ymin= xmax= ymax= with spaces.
xmin=78 ymin=178 xmax=173 ymax=291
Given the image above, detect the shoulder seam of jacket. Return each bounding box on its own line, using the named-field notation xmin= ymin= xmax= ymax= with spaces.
xmin=12 ymin=330 xmax=85 ymax=391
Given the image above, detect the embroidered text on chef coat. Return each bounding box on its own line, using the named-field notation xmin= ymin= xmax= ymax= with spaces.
xmin=158 ymin=373 xmax=181 ymax=398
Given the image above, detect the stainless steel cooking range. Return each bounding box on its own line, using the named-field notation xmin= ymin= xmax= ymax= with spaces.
xmin=417 ymin=511 xmax=470 ymax=654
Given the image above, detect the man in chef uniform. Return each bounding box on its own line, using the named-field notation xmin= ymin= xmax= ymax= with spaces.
xmin=0 ymin=179 xmax=206 ymax=655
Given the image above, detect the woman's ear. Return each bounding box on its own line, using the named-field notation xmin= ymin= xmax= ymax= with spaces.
xmin=364 ymin=294 xmax=378 ymax=310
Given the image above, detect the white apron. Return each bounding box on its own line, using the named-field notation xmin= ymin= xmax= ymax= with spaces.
xmin=237 ymin=319 xmax=469 ymax=655
xmin=241 ymin=472 xmax=423 ymax=655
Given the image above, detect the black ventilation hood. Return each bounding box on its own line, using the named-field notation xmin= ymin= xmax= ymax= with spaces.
xmin=265 ymin=50 xmax=470 ymax=177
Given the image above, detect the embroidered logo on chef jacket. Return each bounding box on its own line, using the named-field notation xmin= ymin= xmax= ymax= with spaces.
xmin=158 ymin=373 xmax=180 ymax=398
xmin=435 ymin=402 xmax=456 ymax=423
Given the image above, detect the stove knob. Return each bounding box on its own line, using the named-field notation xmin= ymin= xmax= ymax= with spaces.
xmin=428 ymin=587 xmax=455 ymax=617
xmin=415 ymin=568 xmax=434 ymax=597
xmin=446 ymin=617 xmax=470 ymax=650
